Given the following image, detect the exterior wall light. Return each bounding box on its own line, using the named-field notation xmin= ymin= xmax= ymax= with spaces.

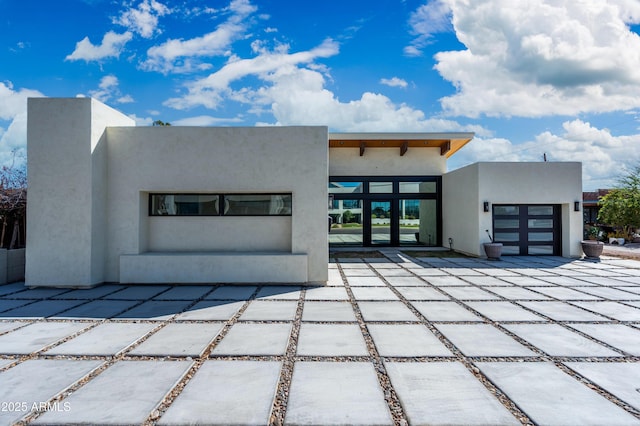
xmin=483 ymin=201 xmax=490 ymax=212
xmin=574 ymin=201 xmax=580 ymax=212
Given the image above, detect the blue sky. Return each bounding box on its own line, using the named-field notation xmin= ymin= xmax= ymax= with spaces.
xmin=2 ymin=0 xmax=640 ymax=190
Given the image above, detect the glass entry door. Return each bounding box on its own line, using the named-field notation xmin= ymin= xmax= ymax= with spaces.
xmin=370 ymin=200 xmax=392 ymax=245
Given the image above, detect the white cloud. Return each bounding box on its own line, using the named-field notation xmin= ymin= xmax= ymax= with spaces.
xmin=115 ymin=0 xmax=170 ymax=38
xmin=0 ymin=82 xmax=44 ymax=167
xmin=142 ymin=0 xmax=257 ymax=74
xmin=88 ymin=75 xmax=134 ymax=104
xmin=405 ymin=0 xmax=452 ymax=56
xmin=127 ymin=113 xmax=154 ymax=126
xmin=409 ymin=0 xmax=640 ymax=117
xmin=380 ymin=77 xmax=408 ymax=88
xmin=66 ymin=31 xmax=133 ymax=62
xmin=164 ymin=38 xmax=340 ymax=109
xmin=448 ymin=119 xmax=640 ymax=189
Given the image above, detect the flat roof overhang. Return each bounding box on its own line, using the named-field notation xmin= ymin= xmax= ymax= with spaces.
xmin=329 ymin=132 xmax=474 ymax=158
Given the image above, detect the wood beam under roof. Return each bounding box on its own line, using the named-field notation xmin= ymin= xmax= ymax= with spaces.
xmin=400 ymin=141 xmax=408 ymax=156
xmin=328 ymin=132 xmax=475 ymax=159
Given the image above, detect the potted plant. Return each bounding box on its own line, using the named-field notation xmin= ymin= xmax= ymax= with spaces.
xmin=483 ymin=229 xmax=503 ymax=260
xmin=581 ymin=226 xmax=604 ymax=259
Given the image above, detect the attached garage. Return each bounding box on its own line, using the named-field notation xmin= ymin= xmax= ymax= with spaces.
xmin=493 ymin=204 xmax=562 ymax=255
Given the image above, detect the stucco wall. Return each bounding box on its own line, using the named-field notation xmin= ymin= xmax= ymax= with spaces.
xmin=442 ymin=164 xmax=480 ymax=256
xmin=443 ymin=162 xmax=583 ymax=257
xmin=26 ymin=98 xmax=135 ymax=287
xmin=105 ymin=126 xmax=328 ymax=283
xmin=329 ymin=147 xmax=446 ymax=176
xmin=27 ymin=98 xmax=328 ymax=286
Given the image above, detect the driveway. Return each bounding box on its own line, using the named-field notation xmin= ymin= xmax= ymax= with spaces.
xmin=1 ymin=251 xmax=639 ymax=425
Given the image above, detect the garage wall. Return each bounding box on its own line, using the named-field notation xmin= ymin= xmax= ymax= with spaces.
xmin=444 ymin=162 xmax=583 ymax=257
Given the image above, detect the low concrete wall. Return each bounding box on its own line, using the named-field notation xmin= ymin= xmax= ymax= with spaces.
xmin=0 ymin=248 xmax=25 ymax=284
xmin=120 ymin=252 xmax=309 ymax=284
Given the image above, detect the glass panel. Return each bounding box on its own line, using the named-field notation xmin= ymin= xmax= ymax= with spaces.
xmin=150 ymin=194 xmax=218 ymax=216
xmin=528 ymin=232 xmax=553 ymax=242
xmin=329 ymin=199 xmax=363 ymax=245
xmin=501 ymin=246 xmax=520 ymax=255
xmin=528 ymin=219 xmax=553 ymax=228
xmin=494 ymin=232 xmax=519 ymax=242
xmin=224 ymin=194 xmax=292 ymax=215
xmin=399 ymin=181 xmax=436 ymax=193
xmin=494 ymin=206 xmax=519 ymax=215
xmin=528 ymin=205 xmax=553 ymax=215
xmin=369 ymin=182 xmax=393 ymax=193
xmin=400 ymin=199 xmax=437 ymax=246
xmin=528 ymin=245 xmax=553 ymax=255
xmin=494 ymin=219 xmax=519 ymax=229
xmin=371 ymin=201 xmax=391 ymax=244
xmin=329 ymin=182 xmax=363 ymax=195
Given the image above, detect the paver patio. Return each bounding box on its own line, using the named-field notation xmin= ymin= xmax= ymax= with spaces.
xmin=0 ymin=250 xmax=639 ymax=425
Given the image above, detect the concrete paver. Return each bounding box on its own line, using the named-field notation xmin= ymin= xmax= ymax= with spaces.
xmin=464 ymin=301 xmax=546 ymax=321
xmin=358 ymin=301 xmax=419 ymax=321
xmin=368 ymin=324 xmax=452 ymax=357
xmin=503 ymin=324 xmax=623 ymax=357
xmin=565 ymin=362 xmax=640 ymax=411
xmin=45 ymin=322 xmax=157 ymax=356
xmin=239 ymin=300 xmax=298 ymax=321
xmin=128 ymin=323 xmax=224 ymax=357
xmin=297 ymin=323 xmax=368 ymax=356
xmin=517 ymin=301 xmax=610 ymax=321
xmin=176 ymin=300 xmax=244 ymax=320
xmin=285 ymin=362 xmax=393 ymax=425
xmin=34 ymin=360 xmax=192 ymax=425
xmin=301 ymin=301 xmax=357 ymax=322
xmin=568 ymin=323 xmax=640 ymax=355
xmin=411 ymin=301 xmax=482 ymax=321
xmin=478 ymin=362 xmax=640 ymax=426
xmin=435 ymin=324 xmax=537 ymax=357
xmin=115 ymin=300 xmax=193 ymax=320
xmin=205 ymin=285 xmax=257 ymax=300
xmin=211 ymin=323 xmax=291 ymax=355
xmin=159 ymin=361 xmax=281 ymax=425
xmin=386 ymin=362 xmax=520 ymax=426
xmin=57 ymin=299 xmax=140 ymax=319
xmin=0 ymin=321 xmax=91 ymax=354
xmin=1 ymin=252 xmax=640 ymax=425
xmin=0 ymin=359 xmax=102 ymax=425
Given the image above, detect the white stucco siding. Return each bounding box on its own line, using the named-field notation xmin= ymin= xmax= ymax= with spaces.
xmin=442 ymin=164 xmax=481 ymax=256
xmin=26 ymin=98 xmax=134 ymax=287
xmin=477 ymin=162 xmax=583 ymax=257
xmin=147 ymin=217 xmax=292 ymax=252
xmin=443 ymin=162 xmax=583 ymax=257
xmin=105 ymin=126 xmax=328 ymax=283
xmin=329 ymin=147 xmax=446 ymax=176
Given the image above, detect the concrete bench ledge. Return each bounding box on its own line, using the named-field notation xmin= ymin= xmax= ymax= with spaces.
xmin=120 ymin=252 xmax=308 ymax=284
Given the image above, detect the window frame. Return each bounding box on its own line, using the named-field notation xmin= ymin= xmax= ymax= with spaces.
xmin=149 ymin=193 xmax=293 ymax=217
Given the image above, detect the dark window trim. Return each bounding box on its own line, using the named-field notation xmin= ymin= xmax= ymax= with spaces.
xmin=329 ymin=175 xmax=442 ymax=247
xmin=149 ymin=193 xmax=293 ymax=217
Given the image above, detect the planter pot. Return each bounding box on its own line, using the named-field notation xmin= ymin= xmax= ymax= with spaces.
xmin=581 ymin=240 xmax=604 ymax=259
xmin=483 ymin=242 xmax=503 ymax=260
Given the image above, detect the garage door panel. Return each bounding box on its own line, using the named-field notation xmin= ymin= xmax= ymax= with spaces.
xmin=493 ymin=204 xmax=561 ymax=256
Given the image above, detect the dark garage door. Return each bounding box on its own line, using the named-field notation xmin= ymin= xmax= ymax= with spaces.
xmin=492 ymin=205 xmax=562 ymax=255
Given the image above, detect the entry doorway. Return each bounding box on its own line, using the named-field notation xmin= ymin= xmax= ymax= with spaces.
xmin=329 ymin=176 xmax=441 ymax=248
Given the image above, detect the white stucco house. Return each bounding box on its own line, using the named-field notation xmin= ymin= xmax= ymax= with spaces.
xmin=26 ymin=98 xmax=583 ymax=287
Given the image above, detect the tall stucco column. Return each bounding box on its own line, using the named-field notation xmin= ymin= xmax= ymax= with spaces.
xmin=26 ymin=98 xmax=134 ymax=287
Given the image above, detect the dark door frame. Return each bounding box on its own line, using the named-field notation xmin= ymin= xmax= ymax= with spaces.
xmin=330 ymin=176 xmax=441 ymax=247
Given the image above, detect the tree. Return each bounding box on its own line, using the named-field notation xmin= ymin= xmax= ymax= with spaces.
xmin=0 ymin=154 xmax=27 ymax=248
xmin=598 ymin=165 xmax=640 ymax=239
xmin=152 ymin=120 xmax=171 ymax=126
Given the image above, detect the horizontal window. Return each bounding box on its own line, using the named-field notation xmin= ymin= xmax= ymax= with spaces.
xmin=149 ymin=193 xmax=292 ymax=216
